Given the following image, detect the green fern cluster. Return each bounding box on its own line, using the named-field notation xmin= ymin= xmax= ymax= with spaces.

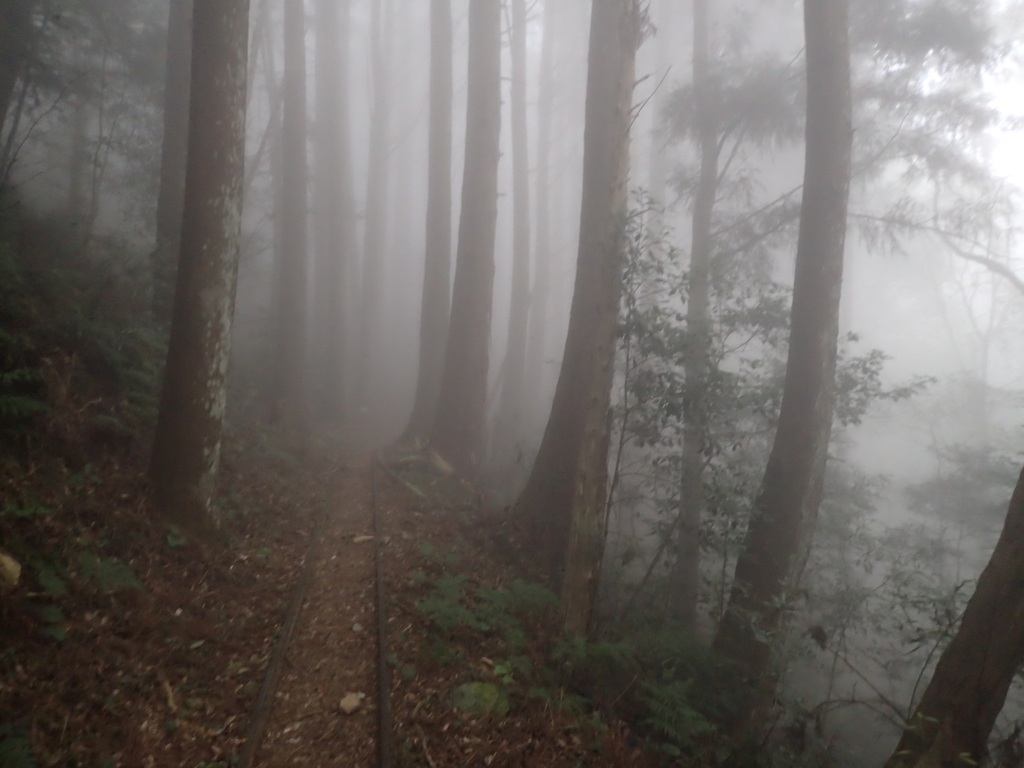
xmin=416 ymin=572 xmax=558 ymax=649
xmin=0 ymin=228 xmax=164 ymax=445
xmin=0 ymin=359 xmax=47 ymax=433
xmin=641 ymin=678 xmax=717 ymax=758
xmin=0 ymin=723 xmax=37 ymax=768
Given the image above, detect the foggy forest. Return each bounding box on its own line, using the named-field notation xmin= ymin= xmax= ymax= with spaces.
xmin=2 ymin=0 xmax=1024 ymax=766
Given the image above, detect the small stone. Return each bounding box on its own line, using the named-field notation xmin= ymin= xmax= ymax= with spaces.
xmin=0 ymin=549 xmax=21 ymax=594
xmin=352 ymin=535 xmax=373 ymax=544
xmin=352 ymin=623 xmax=364 ymax=633
xmin=339 ymin=692 xmax=365 ymax=714
xmin=452 ymin=682 xmax=509 ymax=719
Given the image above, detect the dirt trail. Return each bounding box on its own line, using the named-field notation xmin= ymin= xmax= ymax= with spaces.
xmin=253 ymin=458 xmax=380 ymax=767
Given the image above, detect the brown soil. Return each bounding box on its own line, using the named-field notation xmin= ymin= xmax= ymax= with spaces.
xmin=373 ymin=448 xmax=647 ymax=768
xmin=2 ymin=436 xmax=647 ymax=768
xmin=254 ymin=460 xmax=379 ymax=767
xmin=0 ymin=423 xmax=331 ymax=767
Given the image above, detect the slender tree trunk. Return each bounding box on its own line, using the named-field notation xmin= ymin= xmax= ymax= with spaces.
xmin=0 ymin=0 xmax=32 ymax=134
xmin=67 ymin=96 xmax=88 ymax=225
xmin=406 ymin=0 xmax=453 ymax=439
xmin=524 ymin=0 xmax=557 ymax=419
xmin=0 ymin=63 xmax=30 ymax=186
xmin=356 ymin=0 xmax=393 ymax=415
xmin=559 ymin=0 xmax=639 ymax=635
xmin=667 ymin=0 xmax=716 ymax=630
xmin=492 ymin=0 xmax=532 ymax=465
xmin=149 ymin=0 xmax=251 ymax=533
xmin=429 ymin=0 xmax=502 ymax=474
xmin=712 ymin=0 xmax=852 ymax=729
xmin=884 ymin=465 xmax=1024 ymax=768
xmin=312 ymin=0 xmax=356 ymax=422
xmin=271 ymin=0 xmax=309 ymax=422
xmin=151 ymin=0 xmax=193 ymax=324
xmin=517 ymin=0 xmax=638 ymax=580
xmin=645 ymin=0 xmax=670 ymax=229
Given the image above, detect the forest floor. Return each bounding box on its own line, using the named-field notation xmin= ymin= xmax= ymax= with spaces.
xmin=1 ymin=427 xmax=647 ymax=768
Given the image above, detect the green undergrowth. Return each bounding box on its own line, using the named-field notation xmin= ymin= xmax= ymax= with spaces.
xmin=0 ymin=211 xmax=165 ymax=764
xmin=407 ymin=544 xmax=777 ymax=765
xmin=406 ymin=543 xmax=838 ymax=767
xmin=0 ymin=212 xmax=163 ymax=457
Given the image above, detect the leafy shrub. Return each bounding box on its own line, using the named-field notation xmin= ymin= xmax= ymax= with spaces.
xmin=0 ymin=723 xmax=37 ymax=768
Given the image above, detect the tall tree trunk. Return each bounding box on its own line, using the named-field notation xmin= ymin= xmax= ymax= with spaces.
xmin=667 ymin=0 xmax=716 ymax=630
xmin=712 ymin=0 xmax=852 ymax=729
xmin=149 ymin=0 xmax=251 ymax=533
xmin=492 ymin=0 xmax=531 ymax=465
xmin=645 ymin=0 xmax=670 ymax=229
xmin=356 ymin=0 xmax=393 ymax=416
xmin=271 ymin=0 xmax=309 ymax=422
xmin=405 ymin=0 xmax=453 ymax=439
xmin=524 ymin=0 xmax=557 ymax=418
xmin=67 ymin=96 xmax=88 ymax=226
xmin=260 ymin=6 xmax=287 ymax=412
xmin=429 ymin=0 xmax=502 ymax=474
xmin=0 ymin=0 xmax=33 ymax=134
xmin=559 ymin=0 xmax=639 ymax=635
xmin=151 ymin=0 xmax=193 ymax=325
xmin=312 ymin=0 xmax=356 ymax=422
xmin=516 ymin=0 xmax=638 ymax=580
xmin=884 ymin=465 xmax=1024 ymax=768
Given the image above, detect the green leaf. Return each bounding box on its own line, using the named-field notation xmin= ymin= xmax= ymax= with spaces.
xmin=39 ymin=605 xmax=65 ymax=624
xmin=39 ymin=605 xmax=66 ymax=642
xmin=42 ymin=624 xmax=67 ymax=642
xmin=166 ymin=525 xmax=187 ymax=548
xmin=78 ymin=553 xmax=142 ymax=593
xmin=36 ymin=566 xmax=66 ymax=596
xmin=0 ymin=729 xmax=36 ymax=768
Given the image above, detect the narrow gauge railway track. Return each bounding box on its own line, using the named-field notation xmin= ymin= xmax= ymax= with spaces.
xmin=236 ymin=455 xmax=397 ymax=768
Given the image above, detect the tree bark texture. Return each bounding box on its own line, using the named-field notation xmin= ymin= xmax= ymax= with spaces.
xmin=524 ymin=0 xmax=557 ymax=414
xmin=712 ymin=0 xmax=852 ymax=726
xmin=257 ymin=4 xmax=286 ymax=411
xmin=271 ymin=0 xmax=309 ymax=421
xmin=492 ymin=0 xmax=532 ymax=465
xmin=518 ymin=0 xmax=639 ymax=583
xmin=560 ymin=0 xmax=639 ymax=635
xmin=149 ymin=0 xmax=250 ymax=533
xmin=0 ymin=0 xmax=33 ymax=137
xmin=645 ymin=0 xmax=670 ymax=226
xmin=667 ymin=0 xmax=716 ymax=630
xmin=884 ymin=466 xmax=1024 ymax=768
xmin=66 ymin=96 xmax=89 ymax=225
xmin=151 ymin=0 xmax=193 ymax=325
xmin=313 ymin=0 xmax=357 ymax=423
xmin=356 ymin=0 xmax=393 ymax=413
xmin=429 ymin=0 xmax=502 ymax=474
xmin=406 ymin=0 xmax=453 ymax=439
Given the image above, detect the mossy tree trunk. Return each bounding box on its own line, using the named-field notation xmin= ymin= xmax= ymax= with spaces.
xmin=149 ymin=0 xmax=251 ymax=534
